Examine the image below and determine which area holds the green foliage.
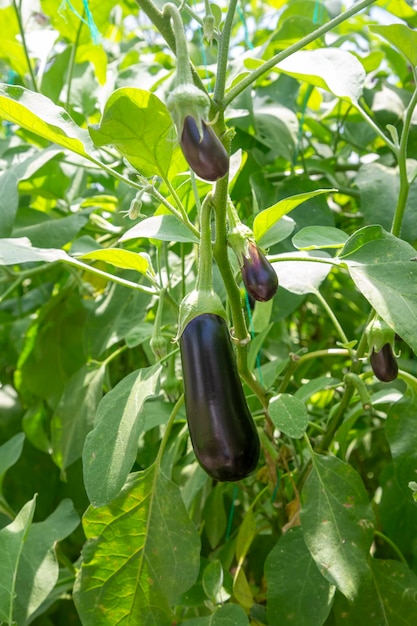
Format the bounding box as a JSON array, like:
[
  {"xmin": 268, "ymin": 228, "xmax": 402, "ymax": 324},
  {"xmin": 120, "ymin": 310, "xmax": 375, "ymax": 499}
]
[{"xmin": 2, "ymin": 0, "xmax": 417, "ymax": 624}]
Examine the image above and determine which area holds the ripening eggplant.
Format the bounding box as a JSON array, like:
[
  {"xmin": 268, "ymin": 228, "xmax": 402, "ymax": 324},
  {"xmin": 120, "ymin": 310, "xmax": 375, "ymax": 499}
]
[
  {"xmin": 180, "ymin": 313, "xmax": 260, "ymax": 481},
  {"xmin": 370, "ymin": 343, "xmax": 398, "ymax": 382},
  {"xmin": 180, "ymin": 115, "xmax": 229, "ymax": 182},
  {"xmin": 241, "ymin": 241, "xmax": 278, "ymax": 302}
]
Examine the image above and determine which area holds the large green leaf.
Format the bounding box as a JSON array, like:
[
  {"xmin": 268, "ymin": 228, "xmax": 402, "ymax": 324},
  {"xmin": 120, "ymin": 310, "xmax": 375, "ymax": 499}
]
[
  {"xmin": 370, "ymin": 24, "xmax": 417, "ymax": 67},
  {"xmin": 74, "ymin": 467, "xmax": 200, "ymax": 626},
  {"xmin": 253, "ymin": 189, "xmax": 333, "ymax": 245},
  {"xmin": 265, "ymin": 527, "xmax": 334, "ymax": 626},
  {"xmin": 277, "ymin": 48, "xmax": 366, "ymax": 103},
  {"xmin": 340, "ymin": 225, "xmax": 417, "ymax": 354},
  {"xmin": 332, "ymin": 559, "xmax": 417, "ymax": 625},
  {"xmin": 51, "ymin": 362, "xmax": 106, "ymax": 473},
  {"xmin": 89, "ymin": 88, "xmax": 185, "ymax": 179},
  {"xmin": 83, "ymin": 364, "xmax": 162, "ymax": 506},
  {"xmin": 0, "ymin": 497, "xmax": 36, "ymax": 624},
  {"xmin": 0, "ymin": 433, "xmax": 25, "ymax": 494},
  {"xmin": 120, "ymin": 214, "xmax": 199, "ymax": 244},
  {"xmin": 300, "ymin": 453, "xmax": 375, "ymax": 601},
  {"xmin": 0, "ymin": 84, "xmax": 94, "ymax": 157},
  {"xmin": 13, "ymin": 499, "xmax": 80, "ymax": 625},
  {"xmin": 385, "ymin": 389, "xmax": 417, "ymax": 494},
  {"xmin": 354, "ymin": 163, "xmax": 417, "ymax": 243}
]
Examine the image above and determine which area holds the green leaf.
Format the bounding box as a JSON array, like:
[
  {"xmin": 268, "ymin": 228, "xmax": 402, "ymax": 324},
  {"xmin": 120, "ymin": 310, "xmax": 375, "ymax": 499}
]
[
  {"xmin": 293, "ymin": 226, "xmax": 349, "ymax": 251},
  {"xmin": 204, "ymin": 484, "xmax": 227, "ymax": 549},
  {"xmin": 265, "ymin": 527, "xmax": 335, "ymax": 626},
  {"xmin": 269, "ymin": 394, "xmax": 309, "ymax": 438},
  {"xmin": 253, "ymin": 189, "xmax": 333, "ymax": 244},
  {"xmin": 120, "ymin": 214, "xmax": 199, "ymax": 244},
  {"xmin": 0, "ymin": 83, "xmax": 94, "ymax": 157},
  {"xmin": 89, "ymin": 88, "xmax": 185, "ymax": 178},
  {"xmin": 370, "ymin": 24, "xmax": 417, "ymax": 67},
  {"xmin": 13, "ymin": 499, "xmax": 80, "ymax": 625},
  {"xmin": 340, "ymin": 225, "xmax": 417, "ymax": 354},
  {"xmin": 236, "ymin": 509, "xmax": 257, "ymax": 563},
  {"xmin": 272, "ymin": 251, "xmax": 332, "ymax": 295},
  {"xmin": 0, "ymin": 171, "xmax": 19, "ymax": 238},
  {"xmin": 277, "ymin": 48, "xmax": 366, "ymax": 102},
  {"xmin": 14, "ymin": 212, "xmax": 89, "ymax": 249},
  {"xmin": 83, "ymin": 364, "xmax": 162, "ymax": 507},
  {"xmin": 332, "ymin": 558, "xmax": 417, "ymax": 625},
  {"xmin": 74, "ymin": 467, "xmax": 200, "ymax": 626},
  {"xmin": 202, "ymin": 560, "xmax": 228, "ymax": 604},
  {"xmin": 80, "ymin": 248, "xmax": 150, "ymax": 275},
  {"xmin": 182, "ymin": 603, "xmax": 250, "ymax": 625},
  {"xmin": 354, "ymin": 163, "xmax": 417, "ymax": 243},
  {"xmin": 0, "ymin": 497, "xmax": 36, "ymax": 624},
  {"xmin": 0, "ymin": 433, "xmax": 25, "ymax": 493},
  {"xmin": 51, "ymin": 362, "xmax": 106, "ymax": 472},
  {"xmin": 385, "ymin": 389, "xmax": 417, "ymax": 494},
  {"xmin": 0, "ymin": 236, "xmax": 69, "ymax": 265},
  {"xmin": 257, "ymin": 215, "xmax": 295, "ymax": 249},
  {"xmin": 300, "ymin": 453, "xmax": 375, "ymax": 601}
]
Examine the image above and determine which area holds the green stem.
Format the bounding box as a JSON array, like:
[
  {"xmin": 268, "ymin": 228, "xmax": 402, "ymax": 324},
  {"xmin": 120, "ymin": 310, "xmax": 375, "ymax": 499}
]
[
  {"xmin": 66, "ymin": 13, "xmax": 84, "ymax": 111},
  {"xmin": 277, "ymin": 348, "xmax": 350, "ymax": 394},
  {"xmin": 314, "ymin": 290, "xmax": 349, "ymax": 345},
  {"xmin": 344, "ymin": 372, "xmax": 372, "ymax": 408},
  {"xmin": 155, "ymin": 394, "xmax": 184, "ymax": 467},
  {"xmin": 134, "ymin": 0, "xmax": 206, "ymax": 91},
  {"xmin": 164, "ymin": 178, "xmax": 200, "ymax": 239},
  {"xmin": 318, "ymin": 324, "xmax": 369, "ymax": 452},
  {"xmin": 64, "ymin": 258, "xmax": 157, "ymax": 295},
  {"xmin": 391, "ymin": 85, "xmax": 417, "ymax": 237},
  {"xmin": 224, "ymin": 0, "xmax": 378, "ymax": 108},
  {"xmin": 268, "ymin": 253, "xmax": 340, "ymax": 268},
  {"xmin": 196, "ymin": 194, "xmax": 214, "ymax": 292},
  {"xmin": 213, "ymin": 0, "xmax": 238, "ymax": 104},
  {"xmin": 163, "ymin": 3, "xmax": 193, "ymax": 85},
  {"xmin": 374, "ymin": 530, "xmax": 407, "ymax": 565},
  {"xmin": 12, "ymin": 0, "xmax": 38, "ymax": 91},
  {"xmin": 355, "ymin": 102, "xmax": 397, "ymax": 153}
]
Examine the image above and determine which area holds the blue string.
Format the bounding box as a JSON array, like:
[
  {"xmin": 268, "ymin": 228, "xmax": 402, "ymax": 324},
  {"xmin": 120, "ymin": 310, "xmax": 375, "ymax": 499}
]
[
  {"xmin": 237, "ymin": 1, "xmax": 253, "ymax": 50},
  {"xmin": 59, "ymin": 0, "xmax": 101, "ymax": 44}
]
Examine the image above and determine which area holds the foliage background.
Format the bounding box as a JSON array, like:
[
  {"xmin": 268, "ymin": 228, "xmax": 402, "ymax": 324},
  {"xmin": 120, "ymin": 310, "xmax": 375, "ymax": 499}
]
[{"xmin": 1, "ymin": 0, "xmax": 417, "ymax": 624}]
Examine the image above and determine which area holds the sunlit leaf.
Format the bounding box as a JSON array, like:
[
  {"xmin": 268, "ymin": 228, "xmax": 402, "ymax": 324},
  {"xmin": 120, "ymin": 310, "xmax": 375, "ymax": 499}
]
[
  {"xmin": 300, "ymin": 454, "xmax": 375, "ymax": 601},
  {"xmin": 83, "ymin": 365, "xmax": 162, "ymax": 506},
  {"xmin": 74, "ymin": 467, "xmax": 200, "ymax": 625}
]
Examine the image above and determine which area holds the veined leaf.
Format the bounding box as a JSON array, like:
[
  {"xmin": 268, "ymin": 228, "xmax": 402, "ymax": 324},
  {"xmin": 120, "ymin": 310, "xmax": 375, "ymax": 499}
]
[
  {"xmin": 340, "ymin": 225, "xmax": 417, "ymax": 354},
  {"xmin": 81, "ymin": 248, "xmax": 150, "ymax": 275},
  {"xmin": 120, "ymin": 214, "xmax": 199, "ymax": 244},
  {"xmin": 300, "ymin": 453, "xmax": 375, "ymax": 601},
  {"xmin": 0, "ymin": 498, "xmax": 37, "ymax": 624},
  {"xmin": 89, "ymin": 88, "xmax": 186, "ymax": 179},
  {"xmin": 266, "ymin": 528, "xmax": 335, "ymax": 626},
  {"xmin": 0, "ymin": 83, "xmax": 94, "ymax": 157},
  {"xmin": 269, "ymin": 394, "xmax": 309, "ymax": 439},
  {"xmin": 83, "ymin": 364, "xmax": 162, "ymax": 506},
  {"xmin": 370, "ymin": 23, "xmax": 417, "ymax": 69},
  {"xmin": 253, "ymin": 189, "xmax": 334, "ymax": 244},
  {"xmin": 74, "ymin": 467, "xmax": 200, "ymax": 626}
]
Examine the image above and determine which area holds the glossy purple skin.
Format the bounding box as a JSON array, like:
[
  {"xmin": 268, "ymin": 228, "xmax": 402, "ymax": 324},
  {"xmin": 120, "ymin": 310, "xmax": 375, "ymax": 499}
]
[
  {"xmin": 180, "ymin": 314, "xmax": 260, "ymax": 481},
  {"xmin": 370, "ymin": 344, "xmax": 398, "ymax": 382},
  {"xmin": 241, "ymin": 242, "xmax": 278, "ymax": 302},
  {"xmin": 180, "ymin": 116, "xmax": 229, "ymax": 182}
]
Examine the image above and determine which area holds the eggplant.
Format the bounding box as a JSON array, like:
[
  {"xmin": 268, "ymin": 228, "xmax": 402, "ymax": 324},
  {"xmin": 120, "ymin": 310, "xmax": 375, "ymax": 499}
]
[
  {"xmin": 241, "ymin": 242, "xmax": 278, "ymax": 302},
  {"xmin": 180, "ymin": 313, "xmax": 260, "ymax": 481},
  {"xmin": 370, "ymin": 343, "xmax": 398, "ymax": 382},
  {"xmin": 180, "ymin": 115, "xmax": 229, "ymax": 182}
]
